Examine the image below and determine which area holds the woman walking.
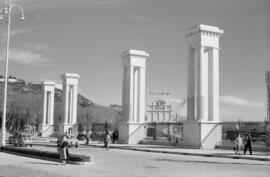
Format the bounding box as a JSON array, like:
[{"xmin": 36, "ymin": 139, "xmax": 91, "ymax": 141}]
[
  {"xmin": 233, "ymin": 134, "xmax": 242, "ymax": 155},
  {"xmin": 104, "ymin": 131, "xmax": 111, "ymax": 150},
  {"xmin": 59, "ymin": 135, "xmax": 69, "ymax": 165}
]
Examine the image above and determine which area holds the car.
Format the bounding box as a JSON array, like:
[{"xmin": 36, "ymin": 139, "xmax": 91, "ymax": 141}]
[
  {"xmin": 8, "ymin": 135, "xmax": 16, "ymax": 144},
  {"xmin": 77, "ymin": 133, "xmax": 86, "ymax": 141},
  {"xmin": 57, "ymin": 135, "xmax": 79, "ymax": 148},
  {"xmin": 14, "ymin": 132, "xmax": 33, "ymax": 147}
]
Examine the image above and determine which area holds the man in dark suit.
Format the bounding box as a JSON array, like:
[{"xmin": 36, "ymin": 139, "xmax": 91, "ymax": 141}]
[{"xmin": 244, "ymin": 132, "xmax": 252, "ymax": 155}]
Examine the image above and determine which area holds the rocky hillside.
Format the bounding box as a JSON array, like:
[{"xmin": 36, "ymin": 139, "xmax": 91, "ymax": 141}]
[{"xmin": 0, "ymin": 77, "xmax": 122, "ymax": 132}]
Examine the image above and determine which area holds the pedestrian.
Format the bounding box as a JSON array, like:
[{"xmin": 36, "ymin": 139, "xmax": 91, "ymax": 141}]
[
  {"xmin": 244, "ymin": 132, "xmax": 253, "ymax": 155},
  {"xmin": 112, "ymin": 132, "xmax": 116, "ymax": 144},
  {"xmin": 85, "ymin": 133, "xmax": 90, "ymax": 145},
  {"xmin": 104, "ymin": 131, "xmax": 111, "ymax": 150},
  {"xmin": 58, "ymin": 135, "xmax": 69, "ymax": 165},
  {"xmin": 233, "ymin": 134, "xmax": 242, "ymax": 155}
]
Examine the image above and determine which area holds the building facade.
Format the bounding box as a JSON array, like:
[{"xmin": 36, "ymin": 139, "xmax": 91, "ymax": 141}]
[
  {"xmin": 266, "ymin": 71, "xmax": 270, "ymax": 121},
  {"xmin": 146, "ymin": 92, "xmax": 173, "ymax": 122}
]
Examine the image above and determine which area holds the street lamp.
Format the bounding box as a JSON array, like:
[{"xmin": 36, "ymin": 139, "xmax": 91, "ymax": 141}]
[{"xmin": 0, "ymin": 0, "xmax": 25, "ymax": 147}]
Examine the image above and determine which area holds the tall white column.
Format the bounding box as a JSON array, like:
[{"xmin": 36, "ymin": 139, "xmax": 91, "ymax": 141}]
[
  {"xmin": 42, "ymin": 91, "xmax": 47, "ymax": 125},
  {"xmin": 212, "ymin": 48, "xmax": 220, "ymax": 122},
  {"xmin": 60, "ymin": 73, "xmax": 80, "ymax": 135},
  {"xmin": 133, "ymin": 68, "xmax": 138, "ymax": 122},
  {"xmin": 72, "ymin": 85, "xmax": 78, "ymax": 124},
  {"xmin": 129, "ymin": 66, "xmax": 134, "ymax": 122},
  {"xmin": 122, "ymin": 67, "xmax": 128, "ymax": 120},
  {"xmin": 40, "ymin": 80, "xmax": 55, "ymax": 137},
  {"xmin": 138, "ymin": 67, "xmax": 146, "ymax": 123},
  {"xmin": 183, "ymin": 24, "xmax": 223, "ymax": 149},
  {"xmin": 119, "ymin": 49, "xmax": 149, "ymax": 144},
  {"xmin": 68, "ymin": 86, "xmax": 73, "ymax": 124},
  {"xmin": 187, "ymin": 47, "xmax": 196, "ymax": 121},
  {"xmin": 47, "ymin": 92, "xmax": 50, "ymax": 124},
  {"xmin": 64, "ymin": 84, "xmax": 69, "ymax": 124},
  {"xmin": 197, "ymin": 46, "xmax": 208, "ymax": 121}
]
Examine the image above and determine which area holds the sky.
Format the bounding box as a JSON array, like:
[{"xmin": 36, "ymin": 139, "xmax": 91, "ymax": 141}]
[{"xmin": 0, "ymin": 0, "xmax": 269, "ymax": 121}]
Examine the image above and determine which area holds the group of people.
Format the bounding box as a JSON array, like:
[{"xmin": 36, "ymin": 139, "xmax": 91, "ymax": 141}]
[
  {"xmin": 103, "ymin": 131, "xmax": 118, "ymax": 150},
  {"xmin": 233, "ymin": 132, "xmax": 253, "ymax": 155}
]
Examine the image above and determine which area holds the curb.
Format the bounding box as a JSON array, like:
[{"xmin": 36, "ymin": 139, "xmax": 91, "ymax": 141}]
[
  {"xmin": 0, "ymin": 149, "xmax": 91, "ymax": 165},
  {"xmin": 86, "ymin": 144, "xmax": 270, "ymax": 162}
]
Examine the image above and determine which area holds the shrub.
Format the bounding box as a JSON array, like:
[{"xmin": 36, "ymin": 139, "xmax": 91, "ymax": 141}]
[{"xmin": 1, "ymin": 146, "xmax": 90, "ymax": 162}]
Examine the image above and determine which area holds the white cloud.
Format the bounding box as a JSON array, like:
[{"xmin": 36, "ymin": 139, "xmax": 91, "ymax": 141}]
[
  {"xmin": 220, "ymin": 96, "xmax": 264, "ymax": 108},
  {"xmin": 0, "ymin": 45, "xmax": 52, "ymax": 66},
  {"xmin": 0, "ymin": 27, "xmax": 35, "ymax": 41}
]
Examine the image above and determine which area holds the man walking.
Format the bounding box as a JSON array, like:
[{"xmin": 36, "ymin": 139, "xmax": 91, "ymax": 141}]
[{"xmin": 244, "ymin": 132, "xmax": 252, "ymax": 155}]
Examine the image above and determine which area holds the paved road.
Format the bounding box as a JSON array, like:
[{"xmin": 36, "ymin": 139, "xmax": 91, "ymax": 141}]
[{"xmin": 1, "ymin": 146, "xmax": 270, "ymax": 177}]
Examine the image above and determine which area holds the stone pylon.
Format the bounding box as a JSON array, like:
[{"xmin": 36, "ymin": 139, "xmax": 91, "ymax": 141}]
[
  {"xmin": 40, "ymin": 81, "xmax": 55, "ymax": 137},
  {"xmin": 58, "ymin": 73, "xmax": 80, "ymax": 135},
  {"xmin": 183, "ymin": 24, "xmax": 223, "ymax": 149},
  {"xmin": 119, "ymin": 50, "xmax": 149, "ymax": 144}
]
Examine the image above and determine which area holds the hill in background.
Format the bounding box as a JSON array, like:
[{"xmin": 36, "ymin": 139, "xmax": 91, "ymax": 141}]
[{"xmin": 0, "ymin": 76, "xmax": 123, "ymax": 132}]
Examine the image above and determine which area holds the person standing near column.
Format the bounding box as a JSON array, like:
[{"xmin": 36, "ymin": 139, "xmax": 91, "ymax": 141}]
[
  {"xmin": 104, "ymin": 131, "xmax": 111, "ymax": 150},
  {"xmin": 244, "ymin": 132, "xmax": 253, "ymax": 155}
]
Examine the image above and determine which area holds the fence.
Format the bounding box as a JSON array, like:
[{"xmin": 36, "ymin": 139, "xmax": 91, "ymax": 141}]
[
  {"xmin": 141, "ymin": 121, "xmax": 270, "ymax": 147},
  {"xmin": 141, "ymin": 122, "xmax": 183, "ymax": 145}
]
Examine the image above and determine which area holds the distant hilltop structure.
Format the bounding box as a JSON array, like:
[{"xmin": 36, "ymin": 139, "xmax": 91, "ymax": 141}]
[
  {"xmin": 0, "ymin": 75, "xmax": 21, "ymax": 83},
  {"xmin": 266, "ymin": 71, "xmax": 270, "ymax": 121},
  {"xmin": 146, "ymin": 91, "xmax": 186, "ymax": 123}
]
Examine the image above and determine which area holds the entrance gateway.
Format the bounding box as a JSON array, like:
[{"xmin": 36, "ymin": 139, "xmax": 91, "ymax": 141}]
[
  {"xmin": 119, "ymin": 24, "xmax": 223, "ymax": 149},
  {"xmin": 39, "ymin": 24, "xmax": 224, "ymax": 149},
  {"xmin": 40, "ymin": 73, "xmax": 80, "ymax": 136}
]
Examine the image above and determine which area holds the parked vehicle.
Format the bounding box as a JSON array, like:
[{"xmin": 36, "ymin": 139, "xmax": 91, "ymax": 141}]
[
  {"xmin": 57, "ymin": 134, "xmax": 79, "ymax": 148},
  {"xmin": 8, "ymin": 135, "xmax": 16, "ymax": 144},
  {"xmin": 14, "ymin": 132, "xmax": 33, "ymax": 147},
  {"xmin": 77, "ymin": 133, "xmax": 86, "ymax": 141}
]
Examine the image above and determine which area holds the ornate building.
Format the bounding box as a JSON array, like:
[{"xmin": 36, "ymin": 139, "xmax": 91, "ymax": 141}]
[
  {"xmin": 146, "ymin": 92, "xmax": 186, "ymax": 122},
  {"xmin": 266, "ymin": 71, "xmax": 270, "ymax": 121}
]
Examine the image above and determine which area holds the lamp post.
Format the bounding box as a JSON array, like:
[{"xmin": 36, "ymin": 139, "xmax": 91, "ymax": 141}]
[{"xmin": 0, "ymin": 0, "xmax": 25, "ymax": 147}]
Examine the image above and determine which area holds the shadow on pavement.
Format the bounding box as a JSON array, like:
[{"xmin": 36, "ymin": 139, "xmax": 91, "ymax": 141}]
[
  {"xmin": 212, "ymin": 152, "xmax": 270, "ymax": 157},
  {"xmin": 25, "ymin": 162, "xmax": 60, "ymax": 165},
  {"xmin": 154, "ymin": 158, "xmax": 269, "ymax": 166}
]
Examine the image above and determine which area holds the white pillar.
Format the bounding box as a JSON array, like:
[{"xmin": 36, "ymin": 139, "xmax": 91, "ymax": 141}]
[
  {"xmin": 119, "ymin": 49, "xmax": 149, "ymax": 144},
  {"xmin": 63, "ymin": 83, "xmax": 69, "ymax": 124},
  {"xmin": 40, "ymin": 81, "xmax": 55, "ymax": 137},
  {"xmin": 183, "ymin": 24, "xmax": 223, "ymax": 149},
  {"xmin": 122, "ymin": 67, "xmax": 128, "ymax": 121},
  {"xmin": 42, "ymin": 90, "xmax": 47, "ymax": 125},
  {"xmin": 129, "ymin": 66, "xmax": 134, "ymax": 122},
  {"xmin": 197, "ymin": 46, "xmax": 208, "ymax": 121},
  {"xmin": 138, "ymin": 67, "xmax": 146, "ymax": 123},
  {"xmin": 133, "ymin": 68, "xmax": 138, "ymax": 122},
  {"xmin": 212, "ymin": 48, "xmax": 220, "ymax": 122},
  {"xmin": 60, "ymin": 73, "xmax": 80, "ymax": 135},
  {"xmin": 72, "ymin": 85, "xmax": 78, "ymax": 124},
  {"xmin": 187, "ymin": 47, "xmax": 196, "ymax": 121}
]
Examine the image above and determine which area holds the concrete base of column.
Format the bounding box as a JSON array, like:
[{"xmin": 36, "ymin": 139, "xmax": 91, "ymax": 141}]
[
  {"xmin": 118, "ymin": 122, "xmax": 146, "ymax": 144},
  {"xmin": 181, "ymin": 120, "xmax": 221, "ymax": 149},
  {"xmin": 58, "ymin": 124, "xmax": 77, "ymax": 136},
  {"xmin": 39, "ymin": 124, "xmax": 54, "ymax": 137}
]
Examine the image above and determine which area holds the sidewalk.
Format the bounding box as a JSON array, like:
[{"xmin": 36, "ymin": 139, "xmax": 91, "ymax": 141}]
[{"xmin": 84, "ymin": 143, "xmax": 270, "ymax": 161}]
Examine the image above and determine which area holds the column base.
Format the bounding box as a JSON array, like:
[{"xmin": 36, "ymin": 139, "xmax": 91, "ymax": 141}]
[
  {"xmin": 58, "ymin": 124, "xmax": 78, "ymax": 136},
  {"xmin": 39, "ymin": 124, "xmax": 54, "ymax": 137},
  {"xmin": 118, "ymin": 122, "xmax": 146, "ymax": 144},
  {"xmin": 182, "ymin": 120, "xmax": 221, "ymax": 149}
]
